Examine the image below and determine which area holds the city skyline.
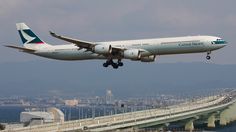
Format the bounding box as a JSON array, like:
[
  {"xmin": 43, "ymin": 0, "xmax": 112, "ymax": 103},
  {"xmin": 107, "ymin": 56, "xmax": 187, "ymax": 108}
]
[{"xmin": 0, "ymin": 1, "xmax": 235, "ymax": 97}]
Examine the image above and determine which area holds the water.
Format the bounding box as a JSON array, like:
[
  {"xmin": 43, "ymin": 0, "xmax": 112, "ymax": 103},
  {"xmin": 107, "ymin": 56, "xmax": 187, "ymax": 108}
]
[
  {"xmin": 0, "ymin": 106, "xmax": 25, "ymax": 123},
  {"xmin": 0, "ymin": 106, "xmax": 235, "ymax": 131},
  {"xmin": 0, "ymin": 105, "xmax": 132, "ymax": 122},
  {"xmin": 214, "ymin": 122, "xmax": 236, "ymax": 132}
]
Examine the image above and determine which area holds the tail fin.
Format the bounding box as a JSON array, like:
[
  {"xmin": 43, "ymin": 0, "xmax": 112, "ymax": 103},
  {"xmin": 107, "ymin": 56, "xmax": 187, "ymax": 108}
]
[{"xmin": 16, "ymin": 23, "xmax": 45, "ymax": 45}]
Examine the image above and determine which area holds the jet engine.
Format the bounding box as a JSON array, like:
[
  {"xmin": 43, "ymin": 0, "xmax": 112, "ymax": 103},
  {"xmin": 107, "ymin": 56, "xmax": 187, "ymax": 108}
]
[
  {"xmin": 123, "ymin": 49, "xmax": 141, "ymax": 60},
  {"xmin": 140, "ymin": 55, "xmax": 156, "ymax": 62},
  {"xmin": 93, "ymin": 45, "xmax": 112, "ymax": 54}
]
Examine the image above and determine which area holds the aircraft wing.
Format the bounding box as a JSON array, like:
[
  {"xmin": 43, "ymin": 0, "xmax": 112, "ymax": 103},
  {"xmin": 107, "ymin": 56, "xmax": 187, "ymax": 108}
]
[
  {"xmin": 49, "ymin": 31, "xmax": 125, "ymax": 55},
  {"xmin": 49, "ymin": 31, "xmax": 96, "ymax": 50},
  {"xmin": 4, "ymin": 45, "xmax": 36, "ymax": 53}
]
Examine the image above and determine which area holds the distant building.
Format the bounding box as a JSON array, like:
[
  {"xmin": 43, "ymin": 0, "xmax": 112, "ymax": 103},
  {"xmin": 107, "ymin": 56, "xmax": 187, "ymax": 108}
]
[
  {"xmin": 20, "ymin": 99, "xmax": 30, "ymax": 106},
  {"xmin": 20, "ymin": 107, "xmax": 64, "ymax": 126},
  {"xmin": 64, "ymin": 99, "xmax": 79, "ymax": 106},
  {"xmin": 106, "ymin": 89, "xmax": 114, "ymax": 104}
]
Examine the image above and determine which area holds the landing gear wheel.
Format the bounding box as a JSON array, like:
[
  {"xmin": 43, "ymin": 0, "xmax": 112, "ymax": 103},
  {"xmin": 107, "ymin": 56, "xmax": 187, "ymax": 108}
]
[
  {"xmin": 206, "ymin": 56, "xmax": 211, "ymax": 60},
  {"xmin": 103, "ymin": 63, "xmax": 109, "ymax": 67},
  {"xmin": 117, "ymin": 59, "xmax": 123, "ymax": 67},
  {"xmin": 118, "ymin": 62, "xmax": 123, "ymax": 67},
  {"xmin": 103, "ymin": 59, "xmax": 123, "ymax": 69},
  {"xmin": 112, "ymin": 63, "xmax": 119, "ymax": 69}
]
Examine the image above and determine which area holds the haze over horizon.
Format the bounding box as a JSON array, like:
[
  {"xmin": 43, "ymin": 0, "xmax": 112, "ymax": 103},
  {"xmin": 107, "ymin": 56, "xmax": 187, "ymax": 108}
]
[
  {"xmin": 0, "ymin": 1, "xmax": 236, "ymax": 97},
  {"xmin": 0, "ymin": 61, "xmax": 235, "ymax": 98}
]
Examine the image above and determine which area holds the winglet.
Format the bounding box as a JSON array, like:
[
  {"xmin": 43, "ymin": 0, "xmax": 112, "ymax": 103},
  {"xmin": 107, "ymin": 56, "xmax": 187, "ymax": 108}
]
[{"xmin": 49, "ymin": 31, "xmax": 57, "ymax": 37}]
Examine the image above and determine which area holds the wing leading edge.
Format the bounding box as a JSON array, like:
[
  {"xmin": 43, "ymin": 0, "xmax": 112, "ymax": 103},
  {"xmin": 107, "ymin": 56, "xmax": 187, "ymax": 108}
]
[
  {"xmin": 49, "ymin": 31, "xmax": 96, "ymax": 50},
  {"xmin": 49, "ymin": 31, "xmax": 125, "ymax": 52}
]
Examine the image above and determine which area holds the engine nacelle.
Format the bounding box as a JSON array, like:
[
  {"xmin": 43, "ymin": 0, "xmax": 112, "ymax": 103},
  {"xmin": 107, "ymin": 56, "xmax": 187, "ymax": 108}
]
[
  {"xmin": 93, "ymin": 45, "xmax": 112, "ymax": 54},
  {"xmin": 140, "ymin": 55, "xmax": 156, "ymax": 62},
  {"xmin": 123, "ymin": 49, "xmax": 141, "ymax": 60}
]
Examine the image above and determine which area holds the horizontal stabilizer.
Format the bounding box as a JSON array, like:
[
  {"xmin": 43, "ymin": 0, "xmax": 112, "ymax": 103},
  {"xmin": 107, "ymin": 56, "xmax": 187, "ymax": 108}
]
[{"xmin": 4, "ymin": 45, "xmax": 36, "ymax": 52}]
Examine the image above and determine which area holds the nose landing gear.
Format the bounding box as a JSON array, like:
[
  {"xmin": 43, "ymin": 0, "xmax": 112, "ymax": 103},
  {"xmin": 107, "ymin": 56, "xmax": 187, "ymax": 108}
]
[
  {"xmin": 103, "ymin": 59, "xmax": 124, "ymax": 69},
  {"xmin": 206, "ymin": 51, "xmax": 211, "ymax": 60}
]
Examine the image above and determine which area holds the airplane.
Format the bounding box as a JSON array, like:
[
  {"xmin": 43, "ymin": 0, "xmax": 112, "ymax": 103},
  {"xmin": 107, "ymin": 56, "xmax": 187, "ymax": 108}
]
[{"xmin": 5, "ymin": 23, "xmax": 227, "ymax": 69}]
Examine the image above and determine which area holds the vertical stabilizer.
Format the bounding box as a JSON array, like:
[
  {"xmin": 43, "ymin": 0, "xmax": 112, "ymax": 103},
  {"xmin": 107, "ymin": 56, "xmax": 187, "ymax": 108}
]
[
  {"xmin": 16, "ymin": 23, "xmax": 45, "ymax": 45},
  {"xmin": 16, "ymin": 23, "xmax": 51, "ymax": 49}
]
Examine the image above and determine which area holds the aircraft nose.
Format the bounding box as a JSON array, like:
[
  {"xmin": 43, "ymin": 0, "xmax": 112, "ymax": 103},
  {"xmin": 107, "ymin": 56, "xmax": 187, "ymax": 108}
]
[
  {"xmin": 220, "ymin": 40, "xmax": 227, "ymax": 47},
  {"xmin": 220, "ymin": 44, "xmax": 227, "ymax": 48},
  {"xmin": 216, "ymin": 43, "xmax": 227, "ymax": 49}
]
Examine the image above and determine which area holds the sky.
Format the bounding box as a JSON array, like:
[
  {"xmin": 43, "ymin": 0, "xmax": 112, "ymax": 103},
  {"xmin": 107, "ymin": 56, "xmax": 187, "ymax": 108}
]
[
  {"xmin": 1, "ymin": 61, "xmax": 236, "ymax": 98},
  {"xmin": 0, "ymin": 0, "xmax": 235, "ymax": 64},
  {"xmin": 0, "ymin": 0, "xmax": 236, "ymax": 97}
]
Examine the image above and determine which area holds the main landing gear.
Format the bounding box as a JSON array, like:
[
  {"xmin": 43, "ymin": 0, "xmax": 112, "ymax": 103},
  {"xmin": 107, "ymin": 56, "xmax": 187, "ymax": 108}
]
[
  {"xmin": 103, "ymin": 59, "xmax": 124, "ymax": 69},
  {"xmin": 206, "ymin": 51, "xmax": 211, "ymax": 60}
]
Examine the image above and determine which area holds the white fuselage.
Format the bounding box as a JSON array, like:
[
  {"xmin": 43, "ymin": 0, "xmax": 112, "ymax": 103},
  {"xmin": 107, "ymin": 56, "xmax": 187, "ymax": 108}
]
[{"xmin": 34, "ymin": 35, "xmax": 226, "ymax": 61}]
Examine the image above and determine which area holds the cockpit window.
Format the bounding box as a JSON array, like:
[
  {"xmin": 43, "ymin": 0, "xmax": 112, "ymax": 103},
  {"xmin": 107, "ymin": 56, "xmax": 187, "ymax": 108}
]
[{"xmin": 213, "ymin": 39, "xmax": 227, "ymax": 44}]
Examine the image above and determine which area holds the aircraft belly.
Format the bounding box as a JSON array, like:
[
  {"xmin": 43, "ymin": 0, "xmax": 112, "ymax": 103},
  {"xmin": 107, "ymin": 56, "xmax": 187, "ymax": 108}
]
[{"xmin": 36, "ymin": 50, "xmax": 105, "ymax": 60}]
